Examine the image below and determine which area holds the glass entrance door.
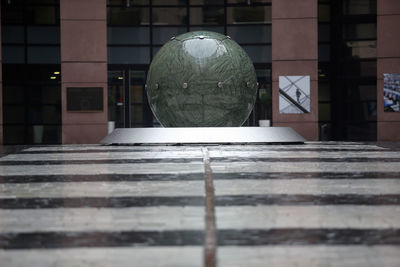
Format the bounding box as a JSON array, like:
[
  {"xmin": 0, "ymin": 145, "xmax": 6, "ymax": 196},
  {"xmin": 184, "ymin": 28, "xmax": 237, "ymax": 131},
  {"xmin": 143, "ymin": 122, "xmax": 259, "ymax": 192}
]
[{"xmin": 108, "ymin": 67, "xmax": 155, "ymax": 128}]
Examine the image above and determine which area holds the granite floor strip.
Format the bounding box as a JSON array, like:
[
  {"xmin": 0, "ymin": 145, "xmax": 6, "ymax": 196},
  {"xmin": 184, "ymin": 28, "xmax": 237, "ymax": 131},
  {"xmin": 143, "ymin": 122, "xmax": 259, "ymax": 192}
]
[
  {"xmin": 0, "ymin": 151, "xmax": 203, "ymax": 161},
  {"xmin": 217, "ymin": 246, "xmax": 400, "ymax": 267},
  {"xmin": 0, "ymin": 196, "xmax": 206, "ymax": 209},
  {"xmin": 0, "ymin": 207, "xmax": 205, "ymax": 233},
  {"xmin": 211, "ymin": 172, "xmax": 400, "ymax": 179},
  {"xmin": 0, "ymin": 247, "xmax": 203, "ymax": 267},
  {"xmin": 216, "ymin": 229, "xmax": 400, "ymax": 245},
  {"xmin": 0, "ymin": 158, "xmax": 202, "ymax": 165},
  {"xmin": 0, "ymin": 231, "xmax": 204, "ymax": 249},
  {"xmin": 0, "ymin": 181, "xmax": 205, "ymax": 198},
  {"xmin": 0, "ymin": 162, "xmax": 205, "ymax": 176},
  {"xmin": 211, "ymin": 157, "xmax": 400, "ymax": 163},
  {"xmin": 215, "ymin": 206, "xmax": 400, "ymax": 229},
  {"xmin": 0, "ymin": 173, "xmax": 205, "ymax": 183},
  {"xmin": 214, "ymin": 194, "xmax": 400, "ymax": 206},
  {"xmin": 213, "ymin": 179, "xmax": 400, "ymax": 195},
  {"xmin": 211, "ymin": 162, "xmax": 400, "ymax": 173}
]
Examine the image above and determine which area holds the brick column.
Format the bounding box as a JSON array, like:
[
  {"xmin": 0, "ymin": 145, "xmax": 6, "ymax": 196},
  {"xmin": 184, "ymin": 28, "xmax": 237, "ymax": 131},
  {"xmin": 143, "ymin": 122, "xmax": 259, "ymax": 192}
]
[
  {"xmin": 271, "ymin": 0, "xmax": 318, "ymax": 140},
  {"xmin": 0, "ymin": 3, "xmax": 3, "ymax": 145},
  {"xmin": 377, "ymin": 0, "xmax": 400, "ymax": 141},
  {"xmin": 60, "ymin": 0, "xmax": 108, "ymax": 144}
]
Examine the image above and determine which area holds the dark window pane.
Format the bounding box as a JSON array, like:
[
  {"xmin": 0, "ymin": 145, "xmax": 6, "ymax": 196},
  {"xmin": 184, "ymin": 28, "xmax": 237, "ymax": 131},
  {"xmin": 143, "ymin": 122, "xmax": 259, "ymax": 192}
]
[
  {"xmin": 108, "ymin": 7, "xmax": 150, "ymax": 25},
  {"xmin": 345, "ymin": 40, "xmax": 376, "ymax": 59},
  {"xmin": 318, "ymin": 24, "xmax": 330, "ymax": 42},
  {"xmin": 4, "ymin": 126, "xmax": 25, "ymax": 144},
  {"xmin": 344, "ymin": 23, "xmax": 376, "ymax": 40},
  {"xmin": 343, "ymin": 0, "xmax": 376, "ymax": 15},
  {"xmin": 318, "ymin": 4, "xmax": 330, "ymax": 22},
  {"xmin": 191, "ymin": 0, "xmax": 224, "ymax": 4},
  {"xmin": 131, "ymin": 105, "xmax": 143, "ymax": 124},
  {"xmin": 2, "ymin": 26, "xmax": 24, "ymax": 43},
  {"xmin": 107, "ymin": 0, "xmax": 149, "ymax": 5},
  {"xmin": 2, "ymin": 46, "xmax": 25, "ymax": 64},
  {"xmin": 190, "ymin": 26, "xmax": 224, "ymax": 34},
  {"xmin": 3, "ymin": 86, "xmax": 25, "ymax": 104},
  {"xmin": 227, "ymin": 0, "xmax": 271, "ymax": 3},
  {"xmin": 319, "ymin": 103, "xmax": 331, "ymax": 121},
  {"xmin": 26, "ymin": 6, "xmax": 58, "ymax": 25},
  {"xmin": 108, "ymin": 47, "xmax": 150, "ymax": 64},
  {"xmin": 360, "ymin": 61, "xmax": 376, "ymax": 77},
  {"xmin": 190, "ymin": 7, "xmax": 224, "ymax": 25},
  {"xmin": 152, "ymin": 26, "xmax": 186, "ymax": 44},
  {"xmin": 27, "ymin": 46, "xmax": 60, "ymax": 64},
  {"xmin": 26, "ymin": 0, "xmax": 58, "ymax": 4},
  {"xmin": 242, "ymin": 45, "xmax": 271, "ymax": 63},
  {"xmin": 108, "ymin": 27, "xmax": 150, "ymax": 44},
  {"xmin": 228, "ymin": 25, "xmax": 271, "ymax": 43},
  {"xmin": 227, "ymin": 6, "xmax": 271, "ymax": 24},
  {"xmin": 152, "ymin": 8, "xmax": 187, "ymax": 25},
  {"xmin": 3, "ymin": 105, "xmax": 25, "ymax": 124},
  {"xmin": 27, "ymin": 26, "xmax": 60, "ymax": 44},
  {"xmin": 1, "ymin": 3, "xmax": 24, "ymax": 24},
  {"xmin": 152, "ymin": 0, "xmax": 187, "ymax": 5},
  {"xmin": 318, "ymin": 83, "xmax": 331, "ymax": 101},
  {"xmin": 318, "ymin": 44, "xmax": 330, "ymax": 62}
]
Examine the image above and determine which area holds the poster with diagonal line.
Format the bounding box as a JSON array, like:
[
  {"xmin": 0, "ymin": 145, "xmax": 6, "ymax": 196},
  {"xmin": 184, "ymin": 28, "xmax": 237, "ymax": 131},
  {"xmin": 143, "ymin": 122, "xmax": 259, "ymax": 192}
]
[{"xmin": 279, "ymin": 75, "xmax": 310, "ymax": 114}]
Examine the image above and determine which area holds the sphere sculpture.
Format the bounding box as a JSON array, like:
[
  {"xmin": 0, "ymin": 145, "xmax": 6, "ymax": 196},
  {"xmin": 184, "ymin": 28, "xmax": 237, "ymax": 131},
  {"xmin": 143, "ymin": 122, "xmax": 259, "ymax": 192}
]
[{"xmin": 146, "ymin": 31, "xmax": 257, "ymax": 127}]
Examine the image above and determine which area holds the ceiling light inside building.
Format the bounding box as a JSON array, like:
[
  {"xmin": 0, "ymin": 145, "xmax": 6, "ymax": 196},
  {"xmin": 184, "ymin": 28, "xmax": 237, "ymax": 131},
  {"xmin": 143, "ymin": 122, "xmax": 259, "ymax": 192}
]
[
  {"xmin": 118, "ymin": 76, "xmax": 124, "ymax": 80},
  {"xmin": 50, "ymin": 76, "xmax": 57, "ymax": 80},
  {"xmin": 54, "ymin": 71, "xmax": 60, "ymax": 75}
]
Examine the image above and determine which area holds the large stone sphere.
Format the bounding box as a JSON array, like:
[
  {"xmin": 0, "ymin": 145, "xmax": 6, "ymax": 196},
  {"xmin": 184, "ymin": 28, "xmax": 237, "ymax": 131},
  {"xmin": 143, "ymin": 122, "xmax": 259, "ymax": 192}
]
[{"xmin": 146, "ymin": 31, "xmax": 257, "ymax": 127}]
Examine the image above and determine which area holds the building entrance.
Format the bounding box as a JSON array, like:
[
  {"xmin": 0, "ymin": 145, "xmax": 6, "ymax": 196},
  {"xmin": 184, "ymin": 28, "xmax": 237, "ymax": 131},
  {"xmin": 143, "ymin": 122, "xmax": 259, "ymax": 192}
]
[{"xmin": 108, "ymin": 66, "xmax": 155, "ymax": 129}]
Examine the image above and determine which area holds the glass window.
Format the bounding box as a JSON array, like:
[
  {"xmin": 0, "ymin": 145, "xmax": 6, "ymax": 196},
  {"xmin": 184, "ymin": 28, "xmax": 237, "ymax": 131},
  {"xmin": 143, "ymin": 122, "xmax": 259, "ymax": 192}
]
[
  {"xmin": 152, "ymin": 8, "xmax": 187, "ymax": 25},
  {"xmin": 228, "ymin": 25, "xmax": 271, "ymax": 43},
  {"xmin": 108, "ymin": 27, "xmax": 150, "ymax": 44},
  {"xmin": 2, "ymin": 26, "xmax": 24, "ymax": 43},
  {"xmin": 359, "ymin": 61, "xmax": 376, "ymax": 77},
  {"xmin": 131, "ymin": 105, "xmax": 143, "ymax": 124},
  {"xmin": 318, "ymin": 83, "xmax": 331, "ymax": 101},
  {"xmin": 107, "ymin": 0, "xmax": 149, "ymax": 5},
  {"xmin": 190, "ymin": 7, "xmax": 224, "ymax": 25},
  {"xmin": 4, "ymin": 126, "xmax": 25, "ymax": 145},
  {"xmin": 27, "ymin": 46, "xmax": 60, "ymax": 64},
  {"xmin": 108, "ymin": 7, "xmax": 150, "ymax": 25},
  {"xmin": 1, "ymin": 4, "xmax": 24, "ymax": 24},
  {"xmin": 108, "ymin": 47, "xmax": 150, "ymax": 64},
  {"xmin": 3, "ymin": 105, "xmax": 25, "ymax": 124},
  {"xmin": 2, "ymin": 46, "xmax": 25, "ymax": 64},
  {"xmin": 27, "ymin": 26, "xmax": 60, "ymax": 44},
  {"xmin": 152, "ymin": 26, "xmax": 187, "ymax": 44},
  {"xmin": 344, "ymin": 23, "xmax": 376, "ymax": 40},
  {"xmin": 131, "ymin": 85, "xmax": 143, "ymax": 103},
  {"xmin": 318, "ymin": 44, "xmax": 330, "ymax": 62},
  {"xmin": 3, "ymin": 86, "xmax": 25, "ymax": 104},
  {"xmin": 227, "ymin": 6, "xmax": 271, "ymax": 24},
  {"xmin": 318, "ymin": 24, "xmax": 330, "ymax": 42},
  {"xmin": 191, "ymin": 0, "xmax": 224, "ymax": 5},
  {"xmin": 190, "ymin": 26, "xmax": 224, "ymax": 34},
  {"xmin": 318, "ymin": 4, "xmax": 330, "ymax": 22},
  {"xmin": 26, "ymin": 6, "xmax": 58, "ymax": 25},
  {"xmin": 227, "ymin": 0, "xmax": 271, "ymax": 3},
  {"xmin": 319, "ymin": 103, "xmax": 331, "ymax": 121},
  {"xmin": 242, "ymin": 45, "xmax": 271, "ymax": 63},
  {"xmin": 343, "ymin": 0, "xmax": 376, "ymax": 15},
  {"xmin": 152, "ymin": 0, "xmax": 187, "ymax": 5},
  {"xmin": 345, "ymin": 40, "xmax": 376, "ymax": 59}
]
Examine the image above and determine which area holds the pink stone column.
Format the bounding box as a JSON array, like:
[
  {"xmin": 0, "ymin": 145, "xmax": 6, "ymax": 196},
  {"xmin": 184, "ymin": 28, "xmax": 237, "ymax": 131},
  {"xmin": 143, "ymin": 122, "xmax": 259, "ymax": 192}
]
[
  {"xmin": 377, "ymin": 0, "xmax": 400, "ymax": 141},
  {"xmin": 0, "ymin": 3, "xmax": 3, "ymax": 145},
  {"xmin": 60, "ymin": 0, "xmax": 108, "ymax": 144},
  {"xmin": 271, "ymin": 0, "xmax": 318, "ymax": 140}
]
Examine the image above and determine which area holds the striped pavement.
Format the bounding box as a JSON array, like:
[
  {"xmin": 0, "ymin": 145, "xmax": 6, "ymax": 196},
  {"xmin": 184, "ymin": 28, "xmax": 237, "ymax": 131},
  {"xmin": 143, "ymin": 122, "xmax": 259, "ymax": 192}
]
[{"xmin": 0, "ymin": 142, "xmax": 399, "ymax": 267}]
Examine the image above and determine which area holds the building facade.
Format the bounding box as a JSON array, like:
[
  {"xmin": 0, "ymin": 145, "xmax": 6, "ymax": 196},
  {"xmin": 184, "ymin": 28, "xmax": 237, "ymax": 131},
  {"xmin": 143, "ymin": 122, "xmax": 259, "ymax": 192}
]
[{"xmin": 0, "ymin": 0, "xmax": 399, "ymax": 144}]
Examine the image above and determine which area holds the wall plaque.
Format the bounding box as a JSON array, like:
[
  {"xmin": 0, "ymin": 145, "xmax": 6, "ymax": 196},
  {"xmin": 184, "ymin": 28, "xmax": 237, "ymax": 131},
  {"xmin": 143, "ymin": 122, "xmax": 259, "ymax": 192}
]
[{"xmin": 67, "ymin": 87, "xmax": 103, "ymax": 111}]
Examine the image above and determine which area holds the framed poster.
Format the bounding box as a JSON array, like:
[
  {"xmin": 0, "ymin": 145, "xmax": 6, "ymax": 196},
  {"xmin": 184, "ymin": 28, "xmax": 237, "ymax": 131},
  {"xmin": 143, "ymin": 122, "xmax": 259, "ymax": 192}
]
[
  {"xmin": 67, "ymin": 87, "xmax": 104, "ymax": 112},
  {"xmin": 279, "ymin": 75, "xmax": 310, "ymax": 114},
  {"xmin": 384, "ymin": 73, "xmax": 400, "ymax": 112}
]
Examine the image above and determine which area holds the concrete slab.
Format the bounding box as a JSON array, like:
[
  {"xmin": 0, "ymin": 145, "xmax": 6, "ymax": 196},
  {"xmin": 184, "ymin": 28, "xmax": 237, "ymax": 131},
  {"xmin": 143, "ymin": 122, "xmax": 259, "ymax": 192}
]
[{"xmin": 100, "ymin": 127, "xmax": 306, "ymax": 145}]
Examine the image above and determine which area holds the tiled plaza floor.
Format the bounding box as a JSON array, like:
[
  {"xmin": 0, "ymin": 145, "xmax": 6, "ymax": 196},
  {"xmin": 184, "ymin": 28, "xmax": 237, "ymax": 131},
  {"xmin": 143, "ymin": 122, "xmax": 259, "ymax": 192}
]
[{"xmin": 0, "ymin": 142, "xmax": 399, "ymax": 266}]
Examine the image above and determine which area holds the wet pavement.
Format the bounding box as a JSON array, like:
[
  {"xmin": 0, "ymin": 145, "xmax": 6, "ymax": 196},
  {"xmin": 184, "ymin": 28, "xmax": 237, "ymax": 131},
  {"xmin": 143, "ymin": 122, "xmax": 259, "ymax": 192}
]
[{"xmin": 0, "ymin": 142, "xmax": 399, "ymax": 266}]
